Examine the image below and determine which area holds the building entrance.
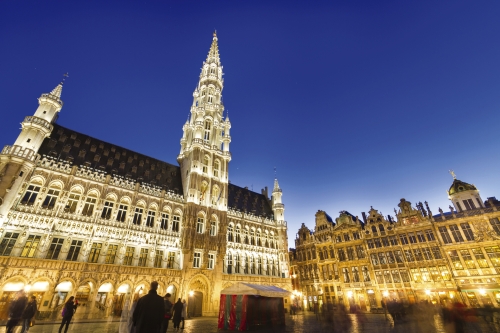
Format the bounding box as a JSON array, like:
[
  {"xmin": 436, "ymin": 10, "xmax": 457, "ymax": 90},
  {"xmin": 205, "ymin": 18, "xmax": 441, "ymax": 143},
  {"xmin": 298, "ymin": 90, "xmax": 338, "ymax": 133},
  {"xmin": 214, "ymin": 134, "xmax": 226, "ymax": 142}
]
[{"xmin": 188, "ymin": 291, "xmax": 203, "ymax": 317}]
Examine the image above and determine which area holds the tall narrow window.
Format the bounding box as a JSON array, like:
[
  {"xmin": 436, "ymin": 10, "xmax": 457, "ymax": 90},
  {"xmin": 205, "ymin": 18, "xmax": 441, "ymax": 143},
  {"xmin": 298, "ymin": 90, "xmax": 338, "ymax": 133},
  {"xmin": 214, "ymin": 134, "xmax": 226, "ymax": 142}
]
[
  {"xmin": 133, "ymin": 207, "xmax": 143, "ymax": 225},
  {"xmin": 160, "ymin": 213, "xmax": 169, "ymax": 230},
  {"xmin": 347, "ymin": 247, "xmax": 355, "ymax": 260},
  {"xmin": 362, "ymin": 266, "xmax": 371, "ymax": 282},
  {"xmin": 123, "ymin": 247, "xmax": 135, "ymax": 265},
  {"xmin": 490, "ymin": 218, "xmax": 500, "ymax": 235},
  {"xmin": 399, "ymin": 234, "xmax": 409, "ymax": 245},
  {"xmin": 235, "ymin": 226, "xmax": 241, "ymax": 243},
  {"xmin": 425, "ymin": 229, "xmax": 435, "ymax": 241},
  {"xmin": 471, "ymin": 248, "xmax": 489, "ymax": 268},
  {"xmin": 235, "ymin": 253, "xmax": 240, "ymax": 273},
  {"xmin": 394, "ymin": 250, "xmax": 404, "ymax": 263},
  {"xmin": 250, "ymin": 229, "xmax": 255, "ymax": 245},
  {"xmin": 422, "ymin": 247, "xmax": 432, "ymax": 260},
  {"xmin": 438, "ymin": 227, "xmax": 453, "ymax": 244},
  {"xmin": 485, "ymin": 246, "xmax": 500, "ymax": 267},
  {"xmin": 65, "ymin": 192, "xmax": 80, "ymax": 213},
  {"xmin": 449, "ymin": 250, "xmax": 463, "ymax": 270},
  {"xmin": 204, "ymin": 121, "xmax": 211, "ymax": 142},
  {"xmin": 167, "ymin": 252, "xmax": 175, "ymax": 268},
  {"xmin": 172, "ymin": 215, "xmax": 180, "ymax": 232},
  {"xmin": 20, "ymin": 235, "xmax": 41, "ymax": 258},
  {"xmin": 196, "ymin": 217, "xmax": 204, "ymax": 233},
  {"xmin": 46, "ymin": 238, "xmax": 64, "ymax": 260},
  {"xmin": 138, "ymin": 248, "xmax": 149, "ymax": 267},
  {"xmin": 146, "ymin": 211, "xmax": 155, "ymax": 228},
  {"xmin": 208, "ymin": 253, "xmax": 215, "ymax": 269},
  {"xmin": 391, "ymin": 270, "xmax": 401, "ymax": 283},
  {"xmin": 210, "ymin": 221, "xmax": 217, "ymax": 236},
  {"xmin": 101, "ymin": 201, "xmax": 114, "ymax": 219},
  {"xmin": 416, "ymin": 231, "xmax": 426, "ymax": 242},
  {"xmin": 431, "ymin": 246, "xmax": 443, "ymax": 259},
  {"xmin": 352, "ymin": 267, "xmax": 360, "ymax": 282},
  {"xmin": 213, "ymin": 160, "xmax": 220, "ymax": 177},
  {"xmin": 449, "ymin": 225, "xmax": 464, "ymax": 243},
  {"xmin": 116, "ymin": 204, "xmax": 128, "ymax": 222},
  {"xmin": 460, "ymin": 223, "xmax": 474, "ymax": 241},
  {"xmin": 408, "ymin": 232, "xmax": 417, "ymax": 244},
  {"xmin": 338, "ymin": 248, "xmax": 346, "ymax": 261},
  {"xmin": 82, "ymin": 196, "xmax": 97, "ymax": 216},
  {"xmin": 250, "ymin": 256, "xmax": 255, "ymax": 274},
  {"xmin": 42, "ymin": 189, "xmax": 60, "ymax": 209},
  {"xmin": 21, "ymin": 184, "xmax": 41, "ymax": 206},
  {"xmin": 154, "ymin": 250, "xmax": 163, "ymax": 268},
  {"xmin": 342, "ymin": 268, "xmax": 351, "ymax": 283},
  {"xmin": 66, "ymin": 240, "xmax": 83, "ymax": 261},
  {"xmin": 386, "ymin": 251, "xmax": 395, "ymax": 263},
  {"xmin": 202, "ymin": 156, "xmax": 209, "ymax": 173},
  {"xmin": 193, "ymin": 252, "xmax": 201, "ymax": 268},
  {"xmin": 105, "ymin": 244, "xmax": 118, "ymax": 264},
  {"xmin": 88, "ymin": 243, "xmax": 102, "ymax": 263},
  {"xmin": 460, "ymin": 249, "xmax": 475, "ymax": 269},
  {"xmin": 227, "ymin": 225, "xmax": 234, "ymax": 242},
  {"xmin": 257, "ymin": 256, "xmax": 262, "ymax": 275}
]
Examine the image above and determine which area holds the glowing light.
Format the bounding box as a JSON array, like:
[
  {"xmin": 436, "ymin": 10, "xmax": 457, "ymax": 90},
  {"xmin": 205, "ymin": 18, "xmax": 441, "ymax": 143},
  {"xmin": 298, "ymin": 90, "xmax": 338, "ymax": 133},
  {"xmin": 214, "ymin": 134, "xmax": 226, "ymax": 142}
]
[
  {"xmin": 425, "ymin": 290, "xmax": 431, "ymax": 295},
  {"xmin": 291, "ymin": 295, "xmax": 295, "ymax": 300},
  {"xmin": 347, "ymin": 291, "xmax": 353, "ymax": 298},
  {"xmin": 383, "ymin": 291, "xmax": 389, "ymax": 297},
  {"xmin": 367, "ymin": 289, "xmax": 374, "ymax": 294},
  {"xmin": 167, "ymin": 286, "xmax": 173, "ymax": 293},
  {"xmin": 189, "ymin": 290, "xmax": 194, "ymax": 297},
  {"xmin": 450, "ymin": 294, "xmax": 454, "ymax": 299},
  {"xmin": 24, "ymin": 284, "xmax": 32, "ymax": 292},
  {"xmin": 479, "ymin": 289, "xmax": 486, "ymax": 296}
]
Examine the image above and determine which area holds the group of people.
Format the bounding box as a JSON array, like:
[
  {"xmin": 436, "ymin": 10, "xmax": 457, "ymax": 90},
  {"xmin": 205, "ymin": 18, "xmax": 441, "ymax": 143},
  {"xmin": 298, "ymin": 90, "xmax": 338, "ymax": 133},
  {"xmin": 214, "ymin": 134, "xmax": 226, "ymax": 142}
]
[
  {"xmin": 5, "ymin": 291, "xmax": 38, "ymax": 333},
  {"xmin": 122, "ymin": 281, "xmax": 187, "ymax": 333}
]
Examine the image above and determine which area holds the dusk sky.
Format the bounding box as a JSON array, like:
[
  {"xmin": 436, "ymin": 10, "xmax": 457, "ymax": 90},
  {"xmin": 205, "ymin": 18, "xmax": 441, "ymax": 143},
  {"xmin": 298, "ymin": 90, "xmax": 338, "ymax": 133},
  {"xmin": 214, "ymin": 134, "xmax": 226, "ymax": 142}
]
[{"xmin": 1, "ymin": 1, "xmax": 499, "ymax": 248}]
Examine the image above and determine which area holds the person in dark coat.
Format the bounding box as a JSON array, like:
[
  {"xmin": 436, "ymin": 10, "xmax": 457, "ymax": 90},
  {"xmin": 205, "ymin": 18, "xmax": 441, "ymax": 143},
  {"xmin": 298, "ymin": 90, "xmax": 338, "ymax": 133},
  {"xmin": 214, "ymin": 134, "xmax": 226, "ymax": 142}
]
[
  {"xmin": 58, "ymin": 296, "xmax": 78, "ymax": 333},
  {"xmin": 172, "ymin": 298, "xmax": 183, "ymax": 331},
  {"xmin": 160, "ymin": 293, "xmax": 173, "ymax": 333},
  {"xmin": 133, "ymin": 281, "xmax": 165, "ymax": 333},
  {"xmin": 6, "ymin": 290, "xmax": 28, "ymax": 333},
  {"xmin": 21, "ymin": 295, "xmax": 37, "ymax": 333}
]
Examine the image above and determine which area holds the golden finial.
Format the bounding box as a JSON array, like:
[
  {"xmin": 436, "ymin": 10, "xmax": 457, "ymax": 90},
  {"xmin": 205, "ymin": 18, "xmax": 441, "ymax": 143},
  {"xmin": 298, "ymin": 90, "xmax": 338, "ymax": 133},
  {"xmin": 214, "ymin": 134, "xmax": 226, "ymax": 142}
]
[
  {"xmin": 449, "ymin": 170, "xmax": 456, "ymax": 180},
  {"xmin": 213, "ymin": 30, "xmax": 217, "ymax": 38}
]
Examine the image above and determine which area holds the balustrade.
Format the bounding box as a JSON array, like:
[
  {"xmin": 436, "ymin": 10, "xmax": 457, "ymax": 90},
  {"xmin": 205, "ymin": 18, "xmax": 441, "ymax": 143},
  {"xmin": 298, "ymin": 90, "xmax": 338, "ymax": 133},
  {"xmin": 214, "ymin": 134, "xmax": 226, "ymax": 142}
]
[{"xmin": 1, "ymin": 145, "xmax": 35, "ymax": 161}]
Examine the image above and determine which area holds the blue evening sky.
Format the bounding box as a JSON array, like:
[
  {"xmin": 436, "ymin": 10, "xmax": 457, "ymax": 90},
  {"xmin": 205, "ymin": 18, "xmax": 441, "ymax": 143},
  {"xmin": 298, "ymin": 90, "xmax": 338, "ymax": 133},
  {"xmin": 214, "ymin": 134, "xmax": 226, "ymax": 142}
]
[{"xmin": 1, "ymin": 1, "xmax": 499, "ymax": 248}]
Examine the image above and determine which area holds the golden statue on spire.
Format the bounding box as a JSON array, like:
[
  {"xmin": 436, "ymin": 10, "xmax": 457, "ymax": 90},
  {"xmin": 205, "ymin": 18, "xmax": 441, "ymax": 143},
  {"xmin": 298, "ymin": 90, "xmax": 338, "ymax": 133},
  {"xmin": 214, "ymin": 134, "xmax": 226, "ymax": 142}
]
[{"xmin": 449, "ymin": 170, "xmax": 456, "ymax": 180}]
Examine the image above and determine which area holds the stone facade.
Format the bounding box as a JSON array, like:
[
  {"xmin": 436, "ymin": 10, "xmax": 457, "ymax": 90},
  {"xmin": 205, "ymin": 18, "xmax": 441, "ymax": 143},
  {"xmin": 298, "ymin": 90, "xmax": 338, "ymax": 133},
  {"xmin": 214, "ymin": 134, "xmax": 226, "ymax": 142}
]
[
  {"xmin": 0, "ymin": 33, "xmax": 291, "ymax": 320},
  {"xmin": 291, "ymin": 180, "xmax": 500, "ymax": 311}
]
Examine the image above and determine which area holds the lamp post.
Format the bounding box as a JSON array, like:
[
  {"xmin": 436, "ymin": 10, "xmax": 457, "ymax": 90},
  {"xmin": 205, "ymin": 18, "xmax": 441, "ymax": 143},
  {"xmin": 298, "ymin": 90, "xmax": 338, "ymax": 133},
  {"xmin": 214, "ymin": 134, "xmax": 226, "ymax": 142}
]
[{"xmin": 382, "ymin": 291, "xmax": 389, "ymax": 321}]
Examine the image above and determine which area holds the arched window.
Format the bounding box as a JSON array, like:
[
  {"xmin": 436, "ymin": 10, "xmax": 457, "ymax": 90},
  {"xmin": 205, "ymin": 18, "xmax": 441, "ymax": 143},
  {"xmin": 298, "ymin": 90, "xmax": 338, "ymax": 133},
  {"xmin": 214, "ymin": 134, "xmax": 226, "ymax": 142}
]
[
  {"xmin": 21, "ymin": 180, "xmax": 43, "ymax": 206},
  {"xmin": 234, "ymin": 253, "xmax": 240, "ymax": 273},
  {"xmin": 101, "ymin": 195, "xmax": 116, "ymax": 220},
  {"xmin": 257, "ymin": 256, "xmax": 262, "ymax": 275},
  {"xmin": 196, "ymin": 214, "xmax": 204, "ymax": 234},
  {"xmin": 202, "ymin": 156, "xmax": 209, "ymax": 173},
  {"xmin": 210, "ymin": 219, "xmax": 217, "ymax": 236},
  {"xmin": 172, "ymin": 214, "xmax": 181, "ymax": 232},
  {"xmin": 323, "ymin": 247, "xmax": 328, "ymax": 259},
  {"xmin": 243, "ymin": 227, "xmax": 249, "ymax": 244},
  {"xmin": 250, "ymin": 256, "xmax": 255, "ymax": 274},
  {"xmin": 250, "ymin": 229, "xmax": 256, "ymax": 245},
  {"xmin": 42, "ymin": 184, "xmax": 62, "ymax": 210},
  {"xmin": 213, "ymin": 160, "xmax": 220, "ymax": 178},
  {"xmin": 379, "ymin": 224, "xmax": 385, "ymax": 234},
  {"xmin": 212, "ymin": 186, "xmax": 220, "ymax": 205},
  {"xmin": 132, "ymin": 202, "xmax": 145, "ymax": 225},
  {"xmin": 371, "ymin": 225, "xmax": 378, "ymax": 235},
  {"xmin": 235, "ymin": 226, "xmax": 241, "ymax": 243},
  {"xmin": 204, "ymin": 121, "xmax": 211, "ymax": 142},
  {"xmin": 256, "ymin": 230, "xmax": 262, "ymax": 246},
  {"xmin": 227, "ymin": 224, "xmax": 234, "ymax": 242},
  {"xmin": 116, "ymin": 198, "xmax": 129, "ymax": 222},
  {"xmin": 82, "ymin": 192, "xmax": 98, "ymax": 217}
]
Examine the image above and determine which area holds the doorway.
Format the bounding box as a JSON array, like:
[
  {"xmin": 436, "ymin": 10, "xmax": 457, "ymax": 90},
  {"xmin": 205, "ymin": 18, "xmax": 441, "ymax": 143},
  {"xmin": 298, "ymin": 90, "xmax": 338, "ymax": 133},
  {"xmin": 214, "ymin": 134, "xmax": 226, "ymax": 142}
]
[{"xmin": 188, "ymin": 291, "xmax": 203, "ymax": 317}]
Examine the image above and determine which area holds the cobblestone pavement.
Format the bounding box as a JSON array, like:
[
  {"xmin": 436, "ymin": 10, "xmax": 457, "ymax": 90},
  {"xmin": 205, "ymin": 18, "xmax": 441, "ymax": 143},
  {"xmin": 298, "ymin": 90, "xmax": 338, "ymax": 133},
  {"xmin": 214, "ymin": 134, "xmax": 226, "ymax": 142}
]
[{"xmin": 0, "ymin": 311, "xmax": 496, "ymax": 333}]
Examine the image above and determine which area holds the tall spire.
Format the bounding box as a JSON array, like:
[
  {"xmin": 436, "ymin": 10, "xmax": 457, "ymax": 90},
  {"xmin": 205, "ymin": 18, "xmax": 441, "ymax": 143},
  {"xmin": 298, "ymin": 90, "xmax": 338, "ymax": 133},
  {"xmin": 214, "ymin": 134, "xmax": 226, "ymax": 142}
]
[
  {"xmin": 50, "ymin": 83, "xmax": 63, "ymax": 98},
  {"xmin": 206, "ymin": 31, "xmax": 220, "ymax": 65},
  {"xmin": 274, "ymin": 178, "xmax": 281, "ymax": 192}
]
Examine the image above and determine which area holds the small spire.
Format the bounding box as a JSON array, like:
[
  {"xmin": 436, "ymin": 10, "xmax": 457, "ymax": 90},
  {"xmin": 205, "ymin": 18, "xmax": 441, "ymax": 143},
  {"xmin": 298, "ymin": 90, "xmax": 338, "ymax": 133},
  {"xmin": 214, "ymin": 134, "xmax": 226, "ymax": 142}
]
[
  {"xmin": 206, "ymin": 31, "xmax": 220, "ymax": 64},
  {"xmin": 49, "ymin": 73, "xmax": 68, "ymax": 98},
  {"xmin": 225, "ymin": 109, "xmax": 230, "ymax": 122},
  {"xmin": 449, "ymin": 169, "xmax": 456, "ymax": 180},
  {"xmin": 273, "ymin": 178, "xmax": 281, "ymax": 191}
]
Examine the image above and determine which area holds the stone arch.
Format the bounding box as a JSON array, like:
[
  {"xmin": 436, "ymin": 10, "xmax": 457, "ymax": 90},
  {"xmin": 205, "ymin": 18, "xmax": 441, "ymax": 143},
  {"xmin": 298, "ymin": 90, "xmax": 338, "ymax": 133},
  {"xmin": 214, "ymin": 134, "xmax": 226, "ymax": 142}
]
[
  {"xmin": 120, "ymin": 196, "xmax": 132, "ymax": 204},
  {"xmin": 87, "ymin": 188, "xmax": 100, "ymax": 197},
  {"xmin": 69, "ymin": 184, "xmax": 84, "ymax": 194},
  {"xmin": 136, "ymin": 199, "xmax": 146, "ymax": 207},
  {"xmin": 1, "ymin": 276, "xmax": 28, "ymax": 290},
  {"xmin": 28, "ymin": 175, "xmax": 45, "ymax": 186},
  {"xmin": 105, "ymin": 192, "xmax": 118, "ymax": 201},
  {"xmin": 48, "ymin": 179, "xmax": 64, "ymax": 189}
]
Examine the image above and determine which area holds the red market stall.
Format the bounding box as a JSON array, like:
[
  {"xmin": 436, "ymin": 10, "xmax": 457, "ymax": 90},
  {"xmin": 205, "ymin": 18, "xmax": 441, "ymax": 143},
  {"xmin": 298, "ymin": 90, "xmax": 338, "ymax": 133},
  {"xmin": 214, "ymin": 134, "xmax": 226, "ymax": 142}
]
[{"xmin": 218, "ymin": 283, "xmax": 289, "ymax": 331}]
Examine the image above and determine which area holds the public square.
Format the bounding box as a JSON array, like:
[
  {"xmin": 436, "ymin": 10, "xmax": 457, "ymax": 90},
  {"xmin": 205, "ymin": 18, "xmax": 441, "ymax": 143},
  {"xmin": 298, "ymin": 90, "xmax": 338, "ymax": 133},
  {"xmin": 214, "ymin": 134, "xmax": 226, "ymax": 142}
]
[{"xmin": 1, "ymin": 310, "xmax": 496, "ymax": 333}]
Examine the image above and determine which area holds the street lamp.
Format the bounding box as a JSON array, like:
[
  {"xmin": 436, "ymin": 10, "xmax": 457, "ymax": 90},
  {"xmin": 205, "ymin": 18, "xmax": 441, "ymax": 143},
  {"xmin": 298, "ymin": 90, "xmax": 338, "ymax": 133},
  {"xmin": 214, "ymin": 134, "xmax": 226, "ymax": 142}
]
[{"xmin": 382, "ymin": 291, "xmax": 389, "ymax": 321}]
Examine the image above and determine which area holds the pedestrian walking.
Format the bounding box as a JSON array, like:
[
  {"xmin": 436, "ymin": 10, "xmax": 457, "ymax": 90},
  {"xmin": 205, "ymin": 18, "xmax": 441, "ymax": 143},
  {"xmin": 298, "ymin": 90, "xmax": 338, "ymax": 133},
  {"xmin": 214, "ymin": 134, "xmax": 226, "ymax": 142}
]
[
  {"xmin": 159, "ymin": 292, "xmax": 173, "ymax": 333},
  {"xmin": 180, "ymin": 299, "xmax": 187, "ymax": 329},
  {"xmin": 6, "ymin": 290, "xmax": 28, "ymax": 333},
  {"xmin": 21, "ymin": 295, "xmax": 37, "ymax": 333},
  {"xmin": 58, "ymin": 296, "xmax": 78, "ymax": 333},
  {"xmin": 132, "ymin": 281, "xmax": 165, "ymax": 333},
  {"xmin": 172, "ymin": 298, "xmax": 183, "ymax": 331}
]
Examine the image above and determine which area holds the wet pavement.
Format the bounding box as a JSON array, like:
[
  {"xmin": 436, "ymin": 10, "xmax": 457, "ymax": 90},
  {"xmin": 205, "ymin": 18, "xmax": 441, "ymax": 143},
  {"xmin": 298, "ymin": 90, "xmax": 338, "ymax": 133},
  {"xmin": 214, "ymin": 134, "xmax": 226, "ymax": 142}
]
[{"xmin": 0, "ymin": 310, "xmax": 496, "ymax": 333}]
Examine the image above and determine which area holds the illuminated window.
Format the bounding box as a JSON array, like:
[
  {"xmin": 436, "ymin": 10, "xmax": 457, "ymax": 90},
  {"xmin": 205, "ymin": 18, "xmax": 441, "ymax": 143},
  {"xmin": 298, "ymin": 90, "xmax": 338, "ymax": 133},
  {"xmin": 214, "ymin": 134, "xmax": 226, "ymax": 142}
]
[
  {"xmin": 154, "ymin": 250, "xmax": 163, "ymax": 268},
  {"xmin": 449, "ymin": 250, "xmax": 463, "ymax": 270},
  {"xmin": 490, "ymin": 218, "xmax": 500, "ymax": 235},
  {"xmin": 425, "ymin": 229, "xmax": 435, "ymax": 241},
  {"xmin": 101, "ymin": 201, "xmax": 114, "ymax": 219},
  {"xmin": 472, "ymin": 248, "xmax": 489, "ymax": 268},
  {"xmin": 146, "ymin": 211, "xmax": 155, "ymax": 228},
  {"xmin": 82, "ymin": 196, "xmax": 97, "ymax": 216},
  {"xmin": 42, "ymin": 188, "xmax": 60, "ymax": 209},
  {"xmin": 438, "ymin": 227, "xmax": 453, "ymax": 244},
  {"xmin": 46, "ymin": 238, "xmax": 64, "ymax": 260},
  {"xmin": 449, "ymin": 225, "xmax": 464, "ymax": 242},
  {"xmin": 460, "ymin": 223, "xmax": 474, "ymax": 241},
  {"xmin": 399, "ymin": 234, "xmax": 409, "ymax": 245},
  {"xmin": 196, "ymin": 217, "xmax": 204, "ymax": 234},
  {"xmin": 431, "ymin": 246, "xmax": 443, "ymax": 259},
  {"xmin": 20, "ymin": 235, "xmax": 41, "ymax": 258},
  {"xmin": 88, "ymin": 243, "xmax": 102, "ymax": 263},
  {"xmin": 138, "ymin": 248, "xmax": 148, "ymax": 267},
  {"xmin": 160, "ymin": 213, "xmax": 169, "ymax": 230},
  {"xmin": 208, "ymin": 253, "xmax": 215, "ymax": 269},
  {"xmin": 124, "ymin": 246, "xmax": 135, "ymax": 265},
  {"xmin": 485, "ymin": 246, "xmax": 500, "ymax": 267},
  {"xmin": 66, "ymin": 240, "xmax": 83, "ymax": 261},
  {"xmin": 105, "ymin": 244, "xmax": 118, "ymax": 264},
  {"xmin": 172, "ymin": 215, "xmax": 180, "ymax": 232},
  {"xmin": 21, "ymin": 184, "xmax": 41, "ymax": 206},
  {"xmin": 204, "ymin": 121, "xmax": 211, "ymax": 142},
  {"xmin": 210, "ymin": 221, "xmax": 217, "ymax": 236},
  {"xmin": 416, "ymin": 231, "xmax": 426, "ymax": 242}
]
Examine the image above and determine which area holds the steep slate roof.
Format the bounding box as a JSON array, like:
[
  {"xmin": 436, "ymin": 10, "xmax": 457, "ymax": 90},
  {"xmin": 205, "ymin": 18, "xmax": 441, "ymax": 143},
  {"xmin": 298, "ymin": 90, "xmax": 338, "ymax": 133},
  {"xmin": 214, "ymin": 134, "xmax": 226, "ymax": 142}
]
[
  {"xmin": 227, "ymin": 183, "xmax": 274, "ymax": 219},
  {"xmin": 37, "ymin": 124, "xmax": 275, "ymax": 218},
  {"xmin": 38, "ymin": 124, "xmax": 184, "ymax": 195}
]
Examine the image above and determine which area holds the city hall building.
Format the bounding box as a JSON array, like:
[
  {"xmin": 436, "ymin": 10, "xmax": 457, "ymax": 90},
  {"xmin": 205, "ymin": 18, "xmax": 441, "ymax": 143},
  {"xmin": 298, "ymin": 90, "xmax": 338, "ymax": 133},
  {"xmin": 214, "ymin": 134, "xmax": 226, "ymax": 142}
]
[
  {"xmin": 0, "ymin": 33, "xmax": 291, "ymax": 319},
  {"xmin": 290, "ymin": 178, "xmax": 500, "ymax": 310}
]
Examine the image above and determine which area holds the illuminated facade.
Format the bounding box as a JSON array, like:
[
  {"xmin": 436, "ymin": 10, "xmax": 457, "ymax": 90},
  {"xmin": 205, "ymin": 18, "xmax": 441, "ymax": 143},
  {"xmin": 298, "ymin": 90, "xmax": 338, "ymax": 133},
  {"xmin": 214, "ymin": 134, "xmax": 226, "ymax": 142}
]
[
  {"xmin": 292, "ymin": 180, "xmax": 500, "ymax": 310},
  {"xmin": 0, "ymin": 33, "xmax": 291, "ymax": 320}
]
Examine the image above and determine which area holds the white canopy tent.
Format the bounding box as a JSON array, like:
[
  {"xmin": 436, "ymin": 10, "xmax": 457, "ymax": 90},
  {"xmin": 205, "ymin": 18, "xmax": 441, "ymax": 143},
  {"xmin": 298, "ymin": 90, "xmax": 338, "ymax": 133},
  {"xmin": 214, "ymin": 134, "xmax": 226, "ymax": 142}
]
[{"xmin": 220, "ymin": 283, "xmax": 290, "ymax": 298}]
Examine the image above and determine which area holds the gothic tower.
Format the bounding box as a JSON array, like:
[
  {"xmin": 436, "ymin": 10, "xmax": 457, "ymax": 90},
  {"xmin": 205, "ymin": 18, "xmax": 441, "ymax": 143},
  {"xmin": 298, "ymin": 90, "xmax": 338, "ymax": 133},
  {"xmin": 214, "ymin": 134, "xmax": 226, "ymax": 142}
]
[
  {"xmin": 0, "ymin": 82, "xmax": 63, "ymax": 224},
  {"xmin": 177, "ymin": 32, "xmax": 232, "ymax": 279}
]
